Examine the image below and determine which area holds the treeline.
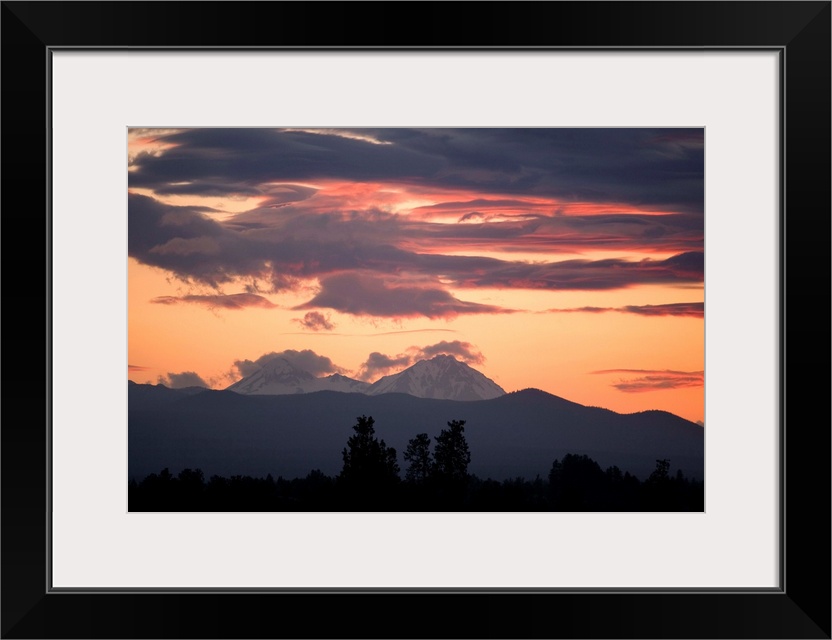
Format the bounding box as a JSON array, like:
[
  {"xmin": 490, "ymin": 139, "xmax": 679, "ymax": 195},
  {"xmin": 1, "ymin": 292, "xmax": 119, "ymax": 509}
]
[{"xmin": 129, "ymin": 415, "xmax": 703, "ymax": 512}]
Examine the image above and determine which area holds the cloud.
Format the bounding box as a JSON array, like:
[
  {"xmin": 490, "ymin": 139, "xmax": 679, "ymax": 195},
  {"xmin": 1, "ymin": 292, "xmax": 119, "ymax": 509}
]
[
  {"xmin": 149, "ymin": 237, "xmax": 222, "ymax": 257},
  {"xmin": 153, "ymin": 181, "xmax": 264, "ymax": 198},
  {"xmin": 231, "ymin": 349, "xmax": 346, "ymax": 379},
  {"xmin": 130, "ymin": 191, "xmax": 702, "ymax": 303},
  {"xmin": 592, "ymin": 368, "xmax": 704, "ymax": 393},
  {"xmin": 150, "ymin": 293, "xmax": 276, "ymax": 310},
  {"xmin": 129, "ymin": 128, "xmax": 442, "ymax": 198},
  {"xmin": 399, "ymin": 210, "xmax": 703, "ymax": 256},
  {"xmin": 130, "ymin": 193, "xmax": 409, "ymax": 290},
  {"xmin": 296, "ymin": 272, "xmax": 515, "ymax": 319},
  {"xmin": 458, "ymin": 211, "xmax": 486, "ymax": 223},
  {"xmin": 294, "ymin": 311, "xmax": 335, "ymax": 331},
  {"xmin": 357, "ymin": 340, "xmax": 485, "ymax": 380},
  {"xmin": 620, "ymin": 302, "xmax": 703, "ymax": 318},
  {"xmin": 546, "ymin": 306, "xmax": 611, "ymax": 314},
  {"xmin": 128, "ymin": 190, "xmax": 704, "ymax": 304},
  {"xmin": 157, "ymin": 371, "xmax": 208, "ymax": 389},
  {"xmin": 546, "ymin": 302, "xmax": 703, "ymax": 318},
  {"xmin": 129, "ymin": 128, "xmax": 703, "ymax": 214},
  {"xmin": 128, "ymin": 129, "xmax": 703, "ymax": 316},
  {"xmin": 128, "ymin": 364, "xmax": 150, "ymax": 372},
  {"xmin": 357, "ymin": 352, "xmax": 414, "ymax": 380},
  {"xmin": 128, "ymin": 193, "xmax": 267, "ymax": 288},
  {"xmin": 415, "ymin": 340, "xmax": 485, "ymax": 364},
  {"xmin": 450, "ymin": 252, "xmax": 703, "ymax": 290}
]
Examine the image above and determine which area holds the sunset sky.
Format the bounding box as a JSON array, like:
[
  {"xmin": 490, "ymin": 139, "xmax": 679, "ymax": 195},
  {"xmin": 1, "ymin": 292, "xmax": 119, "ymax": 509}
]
[{"xmin": 128, "ymin": 128, "xmax": 704, "ymax": 424}]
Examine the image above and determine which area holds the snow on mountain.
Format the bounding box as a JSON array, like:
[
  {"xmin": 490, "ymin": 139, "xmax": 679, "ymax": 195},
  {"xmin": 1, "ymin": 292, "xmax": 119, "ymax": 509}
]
[
  {"xmin": 226, "ymin": 357, "xmax": 371, "ymax": 395},
  {"xmin": 225, "ymin": 354, "xmax": 504, "ymax": 400},
  {"xmin": 367, "ymin": 354, "xmax": 505, "ymax": 401},
  {"xmin": 226, "ymin": 357, "xmax": 315, "ymax": 395},
  {"xmin": 309, "ymin": 373, "xmax": 372, "ymax": 394}
]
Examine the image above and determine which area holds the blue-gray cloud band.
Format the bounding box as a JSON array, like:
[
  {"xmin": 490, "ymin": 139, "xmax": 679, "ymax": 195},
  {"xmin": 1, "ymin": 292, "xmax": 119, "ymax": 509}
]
[{"xmin": 130, "ymin": 128, "xmax": 704, "ymax": 214}]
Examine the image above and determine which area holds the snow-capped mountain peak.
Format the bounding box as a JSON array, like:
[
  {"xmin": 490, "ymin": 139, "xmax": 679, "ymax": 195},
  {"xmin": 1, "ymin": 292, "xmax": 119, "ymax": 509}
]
[
  {"xmin": 226, "ymin": 354, "xmax": 503, "ymax": 400},
  {"xmin": 367, "ymin": 355, "xmax": 505, "ymax": 401},
  {"xmin": 226, "ymin": 357, "xmax": 316, "ymax": 395},
  {"xmin": 226, "ymin": 357, "xmax": 371, "ymax": 396},
  {"xmin": 314, "ymin": 373, "xmax": 372, "ymax": 394}
]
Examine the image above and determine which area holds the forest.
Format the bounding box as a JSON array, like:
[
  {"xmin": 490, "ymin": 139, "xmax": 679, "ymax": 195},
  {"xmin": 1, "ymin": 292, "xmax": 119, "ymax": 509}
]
[{"xmin": 129, "ymin": 415, "xmax": 704, "ymax": 512}]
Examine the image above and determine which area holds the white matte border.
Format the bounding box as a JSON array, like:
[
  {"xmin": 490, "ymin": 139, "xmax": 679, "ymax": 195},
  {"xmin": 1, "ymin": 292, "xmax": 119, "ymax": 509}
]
[{"xmin": 50, "ymin": 51, "xmax": 779, "ymax": 588}]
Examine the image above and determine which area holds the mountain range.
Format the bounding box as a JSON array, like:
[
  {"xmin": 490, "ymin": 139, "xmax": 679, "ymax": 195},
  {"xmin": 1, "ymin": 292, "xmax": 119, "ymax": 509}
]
[
  {"xmin": 225, "ymin": 354, "xmax": 506, "ymax": 401},
  {"xmin": 129, "ymin": 358, "xmax": 704, "ymax": 482},
  {"xmin": 227, "ymin": 358, "xmax": 373, "ymax": 395}
]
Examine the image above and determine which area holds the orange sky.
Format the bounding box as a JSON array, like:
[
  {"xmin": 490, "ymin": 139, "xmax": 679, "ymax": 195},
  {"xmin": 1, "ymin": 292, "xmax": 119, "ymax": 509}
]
[{"xmin": 128, "ymin": 128, "xmax": 704, "ymax": 423}]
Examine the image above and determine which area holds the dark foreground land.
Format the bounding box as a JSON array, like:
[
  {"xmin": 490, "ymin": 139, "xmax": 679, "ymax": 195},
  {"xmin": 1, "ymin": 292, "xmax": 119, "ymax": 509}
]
[
  {"xmin": 130, "ymin": 454, "xmax": 704, "ymax": 512},
  {"xmin": 129, "ymin": 386, "xmax": 705, "ymax": 485}
]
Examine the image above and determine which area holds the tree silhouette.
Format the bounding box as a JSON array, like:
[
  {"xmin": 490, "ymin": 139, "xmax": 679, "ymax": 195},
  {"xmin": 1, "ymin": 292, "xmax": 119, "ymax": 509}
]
[
  {"xmin": 548, "ymin": 453, "xmax": 606, "ymax": 510},
  {"xmin": 432, "ymin": 419, "xmax": 470, "ymax": 482},
  {"xmin": 644, "ymin": 457, "xmax": 674, "ymax": 510},
  {"xmin": 130, "ymin": 453, "xmax": 703, "ymax": 512},
  {"xmin": 648, "ymin": 458, "xmax": 671, "ymax": 483},
  {"xmin": 403, "ymin": 433, "xmax": 433, "ymax": 483},
  {"xmin": 338, "ymin": 416, "xmax": 399, "ymax": 504}
]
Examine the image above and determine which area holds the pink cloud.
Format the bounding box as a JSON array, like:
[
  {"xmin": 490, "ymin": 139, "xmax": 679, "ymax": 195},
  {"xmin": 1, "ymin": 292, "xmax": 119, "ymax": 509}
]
[
  {"xmin": 357, "ymin": 340, "xmax": 485, "ymax": 381},
  {"xmin": 592, "ymin": 368, "xmax": 704, "ymax": 393},
  {"xmin": 157, "ymin": 371, "xmax": 208, "ymax": 388},
  {"xmin": 231, "ymin": 349, "xmax": 346, "ymax": 379},
  {"xmin": 151, "ymin": 293, "xmax": 276, "ymax": 310},
  {"xmin": 546, "ymin": 302, "xmax": 703, "ymax": 319},
  {"xmin": 294, "ymin": 311, "xmax": 336, "ymax": 331},
  {"xmin": 296, "ymin": 272, "xmax": 515, "ymax": 319}
]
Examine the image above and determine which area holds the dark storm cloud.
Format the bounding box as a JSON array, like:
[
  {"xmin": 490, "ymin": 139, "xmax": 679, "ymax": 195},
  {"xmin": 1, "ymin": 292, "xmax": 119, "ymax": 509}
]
[
  {"xmin": 294, "ymin": 311, "xmax": 335, "ymax": 331},
  {"xmin": 356, "ymin": 340, "xmax": 486, "ymax": 380},
  {"xmin": 228, "ymin": 205, "xmax": 702, "ymax": 267},
  {"xmin": 546, "ymin": 302, "xmax": 704, "ymax": 318},
  {"xmin": 129, "ymin": 128, "xmax": 443, "ymax": 197},
  {"xmin": 158, "ymin": 371, "xmax": 208, "ymax": 389},
  {"xmin": 232, "ymin": 349, "xmax": 346, "ymax": 379},
  {"xmin": 358, "ymin": 128, "xmax": 704, "ymax": 213},
  {"xmin": 407, "ymin": 211, "xmax": 703, "ymax": 254},
  {"xmin": 450, "ymin": 252, "xmax": 703, "ymax": 290},
  {"xmin": 295, "ymin": 272, "xmax": 516, "ymax": 319},
  {"xmin": 130, "ymin": 192, "xmax": 702, "ymax": 303},
  {"xmin": 128, "ymin": 193, "xmax": 264, "ymax": 287},
  {"xmin": 129, "ymin": 193, "xmax": 415, "ymax": 288},
  {"xmin": 151, "ymin": 293, "xmax": 276, "ymax": 310},
  {"xmin": 129, "ymin": 128, "xmax": 704, "ymax": 213},
  {"xmin": 592, "ymin": 368, "xmax": 704, "ymax": 393},
  {"xmin": 152, "ymin": 181, "xmax": 264, "ymax": 197}
]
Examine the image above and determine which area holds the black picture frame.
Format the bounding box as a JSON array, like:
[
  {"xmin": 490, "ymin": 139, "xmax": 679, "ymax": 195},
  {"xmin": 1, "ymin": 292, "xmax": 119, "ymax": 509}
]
[{"xmin": 2, "ymin": 2, "xmax": 829, "ymax": 638}]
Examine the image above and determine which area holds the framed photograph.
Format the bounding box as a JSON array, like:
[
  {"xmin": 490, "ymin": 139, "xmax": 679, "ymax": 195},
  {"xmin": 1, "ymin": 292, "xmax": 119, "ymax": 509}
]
[{"xmin": 3, "ymin": 2, "xmax": 829, "ymax": 638}]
